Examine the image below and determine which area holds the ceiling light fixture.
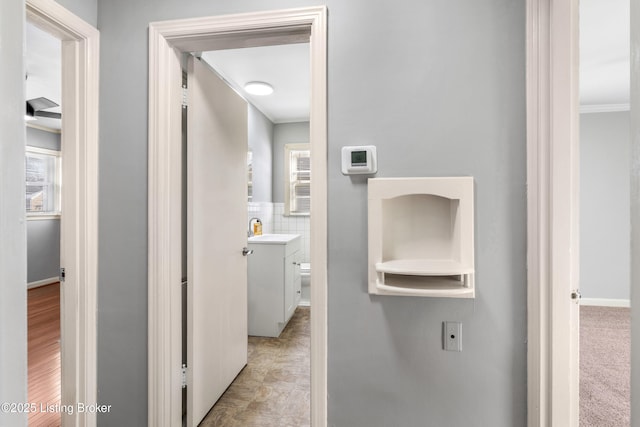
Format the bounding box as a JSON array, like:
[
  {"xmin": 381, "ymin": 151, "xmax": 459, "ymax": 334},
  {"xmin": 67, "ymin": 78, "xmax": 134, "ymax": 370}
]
[{"xmin": 244, "ymin": 81, "xmax": 274, "ymax": 96}]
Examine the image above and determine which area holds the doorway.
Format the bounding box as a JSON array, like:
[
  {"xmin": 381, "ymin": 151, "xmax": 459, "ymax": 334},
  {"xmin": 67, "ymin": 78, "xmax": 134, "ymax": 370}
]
[
  {"xmin": 578, "ymin": 0, "xmax": 631, "ymax": 424},
  {"xmin": 25, "ymin": 22, "xmax": 63, "ymax": 426},
  {"xmin": 147, "ymin": 7, "xmax": 327, "ymax": 426},
  {"xmin": 526, "ymin": 0, "xmax": 635, "ymax": 425},
  {"xmin": 25, "ymin": 0, "xmax": 99, "ymax": 425},
  {"xmin": 187, "ymin": 44, "xmax": 312, "ymax": 425}
]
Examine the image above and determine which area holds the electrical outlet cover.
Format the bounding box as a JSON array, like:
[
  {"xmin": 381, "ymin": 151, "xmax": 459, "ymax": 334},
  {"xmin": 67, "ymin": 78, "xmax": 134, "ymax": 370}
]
[{"xmin": 443, "ymin": 321, "xmax": 462, "ymax": 351}]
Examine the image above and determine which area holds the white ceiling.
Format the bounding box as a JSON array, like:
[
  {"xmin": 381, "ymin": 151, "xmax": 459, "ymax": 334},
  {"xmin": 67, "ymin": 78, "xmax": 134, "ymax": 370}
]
[
  {"xmin": 25, "ymin": 22, "xmax": 62, "ymax": 131},
  {"xmin": 24, "ymin": 0, "xmax": 630, "ymax": 132},
  {"xmin": 580, "ymin": 0, "xmax": 630, "ymax": 108},
  {"xmin": 201, "ymin": 43, "xmax": 310, "ymax": 124}
]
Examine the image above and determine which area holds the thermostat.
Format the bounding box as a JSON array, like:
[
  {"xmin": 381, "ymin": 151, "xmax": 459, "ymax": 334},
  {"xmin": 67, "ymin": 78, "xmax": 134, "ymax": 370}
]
[{"xmin": 341, "ymin": 145, "xmax": 377, "ymax": 175}]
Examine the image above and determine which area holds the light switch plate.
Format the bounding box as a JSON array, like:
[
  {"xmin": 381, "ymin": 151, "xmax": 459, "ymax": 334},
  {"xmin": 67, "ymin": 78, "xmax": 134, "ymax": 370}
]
[{"xmin": 443, "ymin": 321, "xmax": 462, "ymax": 352}]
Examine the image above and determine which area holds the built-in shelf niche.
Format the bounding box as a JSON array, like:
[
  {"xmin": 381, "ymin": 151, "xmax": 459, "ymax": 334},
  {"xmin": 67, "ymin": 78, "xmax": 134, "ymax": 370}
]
[{"xmin": 368, "ymin": 177, "xmax": 475, "ymax": 298}]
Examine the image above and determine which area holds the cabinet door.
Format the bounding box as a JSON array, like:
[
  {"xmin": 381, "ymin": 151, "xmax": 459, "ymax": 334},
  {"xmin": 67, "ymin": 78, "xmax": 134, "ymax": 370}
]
[
  {"xmin": 294, "ymin": 252, "xmax": 302, "ymax": 306},
  {"xmin": 284, "ymin": 252, "xmax": 297, "ymax": 321}
]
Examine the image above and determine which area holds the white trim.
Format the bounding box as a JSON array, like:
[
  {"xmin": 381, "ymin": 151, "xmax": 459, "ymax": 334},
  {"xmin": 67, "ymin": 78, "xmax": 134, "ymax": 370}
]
[
  {"xmin": 26, "ymin": 2, "xmax": 99, "ymax": 426},
  {"xmin": 526, "ymin": 0, "xmax": 580, "ymax": 426},
  {"xmin": 579, "ymin": 103, "xmax": 630, "ymax": 114},
  {"xmin": 580, "ymin": 298, "xmax": 631, "ymax": 308},
  {"xmin": 147, "ymin": 7, "xmax": 327, "ymax": 426},
  {"xmin": 27, "ymin": 276, "xmax": 60, "ymax": 289},
  {"xmin": 631, "ymin": 1, "xmax": 640, "ymax": 423}
]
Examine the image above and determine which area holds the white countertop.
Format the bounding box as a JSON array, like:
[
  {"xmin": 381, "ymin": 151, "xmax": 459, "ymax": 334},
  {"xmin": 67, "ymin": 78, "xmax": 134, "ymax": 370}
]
[{"xmin": 248, "ymin": 234, "xmax": 301, "ymax": 244}]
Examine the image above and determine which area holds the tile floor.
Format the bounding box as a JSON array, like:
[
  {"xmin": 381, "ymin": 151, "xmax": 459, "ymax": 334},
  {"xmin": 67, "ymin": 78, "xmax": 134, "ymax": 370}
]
[{"xmin": 199, "ymin": 307, "xmax": 310, "ymax": 427}]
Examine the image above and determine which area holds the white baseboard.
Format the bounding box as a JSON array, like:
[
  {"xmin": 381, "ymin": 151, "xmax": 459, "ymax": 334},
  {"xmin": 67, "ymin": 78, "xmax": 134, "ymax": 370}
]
[
  {"xmin": 298, "ymin": 301, "xmax": 311, "ymax": 307},
  {"xmin": 580, "ymin": 298, "xmax": 630, "ymax": 307},
  {"xmin": 27, "ymin": 276, "xmax": 60, "ymax": 289}
]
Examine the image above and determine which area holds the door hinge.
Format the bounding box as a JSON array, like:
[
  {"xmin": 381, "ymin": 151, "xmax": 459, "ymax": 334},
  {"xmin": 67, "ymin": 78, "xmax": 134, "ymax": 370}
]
[
  {"xmin": 182, "ymin": 85, "xmax": 188, "ymax": 108},
  {"xmin": 181, "ymin": 364, "xmax": 187, "ymax": 388},
  {"xmin": 60, "ymin": 267, "xmax": 65, "ymax": 282}
]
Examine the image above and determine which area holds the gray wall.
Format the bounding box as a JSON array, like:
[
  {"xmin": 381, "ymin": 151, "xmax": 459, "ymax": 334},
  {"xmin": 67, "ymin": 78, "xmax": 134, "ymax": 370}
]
[
  {"xmin": 248, "ymin": 104, "xmax": 274, "ymax": 202},
  {"xmin": 55, "ymin": 0, "xmax": 97, "ymax": 27},
  {"xmin": 580, "ymin": 111, "xmax": 630, "ymax": 301},
  {"xmin": 26, "ymin": 127, "xmax": 61, "ymax": 284},
  {"xmin": 0, "ymin": 0, "xmax": 27, "ymax": 424},
  {"xmin": 326, "ymin": 2, "xmax": 525, "ymax": 424},
  {"xmin": 631, "ymin": 0, "xmax": 639, "ymax": 422},
  {"xmin": 27, "ymin": 220, "xmax": 61, "ymax": 284},
  {"xmin": 27, "ymin": 126, "xmax": 61, "ymax": 151},
  {"xmin": 97, "ymin": 1, "xmax": 525, "ymax": 426},
  {"xmin": 273, "ymin": 121, "xmax": 309, "ymax": 203}
]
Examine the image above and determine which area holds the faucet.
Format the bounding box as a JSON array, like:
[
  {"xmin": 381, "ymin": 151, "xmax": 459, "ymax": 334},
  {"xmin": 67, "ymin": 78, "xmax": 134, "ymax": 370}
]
[{"xmin": 248, "ymin": 217, "xmax": 261, "ymax": 237}]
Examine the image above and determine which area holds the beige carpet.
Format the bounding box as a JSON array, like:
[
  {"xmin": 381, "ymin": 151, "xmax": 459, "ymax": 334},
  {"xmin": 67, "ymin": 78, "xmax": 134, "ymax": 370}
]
[{"xmin": 580, "ymin": 306, "xmax": 630, "ymax": 427}]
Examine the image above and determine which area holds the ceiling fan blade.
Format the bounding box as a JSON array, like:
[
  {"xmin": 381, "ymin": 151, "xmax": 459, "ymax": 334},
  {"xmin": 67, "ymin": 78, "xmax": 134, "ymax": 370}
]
[
  {"xmin": 26, "ymin": 97, "xmax": 59, "ymax": 111},
  {"xmin": 34, "ymin": 111, "xmax": 62, "ymax": 119}
]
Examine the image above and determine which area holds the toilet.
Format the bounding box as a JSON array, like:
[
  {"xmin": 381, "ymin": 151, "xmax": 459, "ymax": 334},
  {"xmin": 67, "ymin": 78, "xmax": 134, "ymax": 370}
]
[{"xmin": 299, "ymin": 262, "xmax": 311, "ymax": 306}]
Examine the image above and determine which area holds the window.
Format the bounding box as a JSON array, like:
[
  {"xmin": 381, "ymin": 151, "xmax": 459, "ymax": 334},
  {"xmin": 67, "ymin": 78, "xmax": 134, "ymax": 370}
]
[
  {"xmin": 25, "ymin": 146, "xmax": 61, "ymax": 217},
  {"xmin": 284, "ymin": 143, "xmax": 310, "ymax": 216}
]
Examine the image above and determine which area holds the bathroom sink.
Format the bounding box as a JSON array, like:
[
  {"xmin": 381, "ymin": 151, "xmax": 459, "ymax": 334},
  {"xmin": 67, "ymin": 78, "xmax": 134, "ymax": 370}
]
[{"xmin": 248, "ymin": 234, "xmax": 300, "ymax": 244}]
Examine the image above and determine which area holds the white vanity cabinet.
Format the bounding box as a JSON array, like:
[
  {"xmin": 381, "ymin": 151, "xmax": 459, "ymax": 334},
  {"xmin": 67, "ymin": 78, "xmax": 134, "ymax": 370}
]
[{"xmin": 248, "ymin": 234, "xmax": 301, "ymax": 337}]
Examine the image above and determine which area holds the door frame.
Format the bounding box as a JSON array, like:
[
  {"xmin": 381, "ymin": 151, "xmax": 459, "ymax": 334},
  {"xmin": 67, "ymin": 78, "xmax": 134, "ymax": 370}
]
[
  {"xmin": 147, "ymin": 7, "xmax": 327, "ymax": 426},
  {"xmin": 526, "ymin": 0, "xmax": 580, "ymax": 425},
  {"xmin": 26, "ymin": 0, "xmax": 100, "ymax": 426}
]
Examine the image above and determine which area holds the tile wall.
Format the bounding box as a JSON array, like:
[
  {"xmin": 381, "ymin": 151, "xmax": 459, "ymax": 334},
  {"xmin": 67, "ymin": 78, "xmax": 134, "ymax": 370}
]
[
  {"xmin": 247, "ymin": 202, "xmax": 310, "ymax": 263},
  {"xmin": 273, "ymin": 203, "xmax": 310, "ymax": 263},
  {"xmin": 248, "ymin": 202, "xmax": 274, "ymax": 234}
]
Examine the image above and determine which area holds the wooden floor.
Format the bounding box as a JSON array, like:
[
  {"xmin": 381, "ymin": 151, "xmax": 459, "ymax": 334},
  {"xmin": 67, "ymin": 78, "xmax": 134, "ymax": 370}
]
[
  {"xmin": 28, "ymin": 282, "xmax": 61, "ymax": 427},
  {"xmin": 199, "ymin": 306, "xmax": 311, "ymax": 427}
]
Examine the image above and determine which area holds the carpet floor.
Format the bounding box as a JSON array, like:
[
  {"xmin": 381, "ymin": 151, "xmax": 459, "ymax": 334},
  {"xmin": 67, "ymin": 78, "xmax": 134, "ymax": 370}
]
[{"xmin": 580, "ymin": 306, "xmax": 630, "ymax": 427}]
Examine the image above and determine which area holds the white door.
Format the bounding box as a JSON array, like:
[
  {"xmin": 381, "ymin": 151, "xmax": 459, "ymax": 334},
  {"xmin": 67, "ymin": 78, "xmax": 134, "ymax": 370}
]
[{"xmin": 186, "ymin": 56, "xmax": 248, "ymax": 427}]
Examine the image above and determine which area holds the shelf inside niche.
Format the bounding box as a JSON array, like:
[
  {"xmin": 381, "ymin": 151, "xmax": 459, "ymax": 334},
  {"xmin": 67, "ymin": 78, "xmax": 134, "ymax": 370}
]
[
  {"xmin": 375, "ymin": 259, "xmax": 473, "ymax": 276},
  {"xmin": 368, "ymin": 177, "xmax": 475, "ymax": 298},
  {"xmin": 376, "ymin": 276, "xmax": 475, "ymax": 298}
]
